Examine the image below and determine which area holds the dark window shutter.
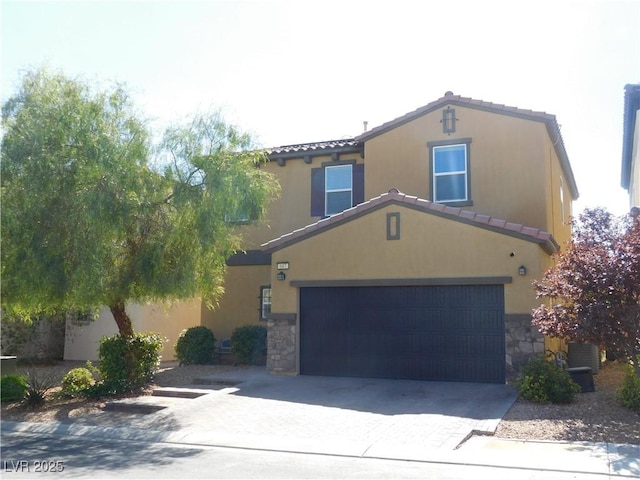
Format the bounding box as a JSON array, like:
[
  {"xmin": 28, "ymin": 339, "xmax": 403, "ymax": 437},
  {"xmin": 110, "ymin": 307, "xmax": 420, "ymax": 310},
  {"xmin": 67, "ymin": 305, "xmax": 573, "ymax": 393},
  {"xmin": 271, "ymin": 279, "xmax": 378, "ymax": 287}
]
[
  {"xmin": 310, "ymin": 167, "xmax": 325, "ymax": 217},
  {"xmin": 353, "ymin": 163, "xmax": 365, "ymax": 205}
]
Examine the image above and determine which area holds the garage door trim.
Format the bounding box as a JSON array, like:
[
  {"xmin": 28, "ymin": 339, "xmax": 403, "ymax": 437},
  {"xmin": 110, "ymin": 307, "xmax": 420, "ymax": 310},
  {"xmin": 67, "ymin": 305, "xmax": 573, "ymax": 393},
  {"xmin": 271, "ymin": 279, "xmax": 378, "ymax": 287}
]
[{"xmin": 291, "ymin": 276, "xmax": 512, "ymax": 288}]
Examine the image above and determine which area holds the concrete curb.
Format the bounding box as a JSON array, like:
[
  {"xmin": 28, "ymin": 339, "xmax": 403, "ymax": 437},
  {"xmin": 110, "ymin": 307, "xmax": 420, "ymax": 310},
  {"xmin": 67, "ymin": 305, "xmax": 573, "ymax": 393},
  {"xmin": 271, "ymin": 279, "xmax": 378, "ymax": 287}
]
[
  {"xmin": 457, "ymin": 436, "xmax": 640, "ymax": 477},
  {"xmin": 3, "ymin": 420, "xmax": 639, "ymax": 476}
]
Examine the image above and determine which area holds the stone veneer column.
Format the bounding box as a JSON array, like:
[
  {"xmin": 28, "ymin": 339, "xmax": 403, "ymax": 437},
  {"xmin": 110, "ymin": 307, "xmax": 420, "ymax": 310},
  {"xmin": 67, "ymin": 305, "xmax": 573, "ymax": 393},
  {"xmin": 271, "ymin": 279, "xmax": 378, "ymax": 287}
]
[
  {"xmin": 266, "ymin": 313, "xmax": 297, "ymax": 374},
  {"xmin": 505, "ymin": 313, "xmax": 545, "ymax": 379}
]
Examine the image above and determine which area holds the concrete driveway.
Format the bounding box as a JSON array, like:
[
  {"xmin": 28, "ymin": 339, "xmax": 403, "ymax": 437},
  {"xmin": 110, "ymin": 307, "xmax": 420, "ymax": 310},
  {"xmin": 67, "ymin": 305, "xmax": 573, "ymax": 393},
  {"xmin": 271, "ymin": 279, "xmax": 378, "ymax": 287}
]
[{"xmin": 138, "ymin": 366, "xmax": 517, "ymax": 454}]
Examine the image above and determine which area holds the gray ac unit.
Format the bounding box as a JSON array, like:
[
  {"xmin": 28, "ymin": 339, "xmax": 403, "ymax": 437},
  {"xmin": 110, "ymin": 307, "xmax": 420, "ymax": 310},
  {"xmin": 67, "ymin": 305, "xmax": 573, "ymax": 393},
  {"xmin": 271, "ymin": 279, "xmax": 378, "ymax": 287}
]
[{"xmin": 567, "ymin": 342, "xmax": 600, "ymax": 373}]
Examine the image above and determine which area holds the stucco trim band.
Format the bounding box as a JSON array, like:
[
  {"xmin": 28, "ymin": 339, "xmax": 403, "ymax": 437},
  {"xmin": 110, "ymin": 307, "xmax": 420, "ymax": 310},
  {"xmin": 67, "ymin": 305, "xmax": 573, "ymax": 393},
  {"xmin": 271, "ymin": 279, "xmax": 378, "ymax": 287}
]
[{"xmin": 290, "ymin": 276, "xmax": 512, "ymax": 288}]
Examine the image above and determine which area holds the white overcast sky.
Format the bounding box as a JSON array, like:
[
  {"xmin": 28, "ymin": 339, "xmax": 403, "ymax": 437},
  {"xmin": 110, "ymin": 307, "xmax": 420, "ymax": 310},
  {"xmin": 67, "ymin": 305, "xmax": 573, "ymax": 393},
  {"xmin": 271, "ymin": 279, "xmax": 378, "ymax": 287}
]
[{"xmin": 2, "ymin": 0, "xmax": 639, "ymax": 216}]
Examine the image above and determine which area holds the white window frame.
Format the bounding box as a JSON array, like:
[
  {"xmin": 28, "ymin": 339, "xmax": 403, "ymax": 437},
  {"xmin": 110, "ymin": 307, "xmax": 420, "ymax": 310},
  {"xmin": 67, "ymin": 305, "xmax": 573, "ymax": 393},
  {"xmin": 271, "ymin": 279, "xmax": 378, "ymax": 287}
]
[
  {"xmin": 260, "ymin": 286, "xmax": 271, "ymax": 321},
  {"xmin": 432, "ymin": 144, "xmax": 468, "ymax": 203},
  {"xmin": 325, "ymin": 164, "xmax": 353, "ymax": 216}
]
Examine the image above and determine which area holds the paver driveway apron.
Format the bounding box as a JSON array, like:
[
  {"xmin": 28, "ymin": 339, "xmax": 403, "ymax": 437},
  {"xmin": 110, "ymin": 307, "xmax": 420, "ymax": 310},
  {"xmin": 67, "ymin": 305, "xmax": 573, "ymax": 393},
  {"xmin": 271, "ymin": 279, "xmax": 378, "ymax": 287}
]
[{"xmin": 144, "ymin": 367, "xmax": 517, "ymax": 453}]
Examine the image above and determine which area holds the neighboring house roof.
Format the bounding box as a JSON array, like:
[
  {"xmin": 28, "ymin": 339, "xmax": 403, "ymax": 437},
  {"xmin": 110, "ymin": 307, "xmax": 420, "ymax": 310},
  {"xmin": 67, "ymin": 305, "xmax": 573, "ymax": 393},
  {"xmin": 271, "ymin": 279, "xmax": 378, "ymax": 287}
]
[
  {"xmin": 622, "ymin": 83, "xmax": 640, "ymax": 190},
  {"xmin": 262, "ymin": 189, "xmax": 559, "ymax": 255},
  {"xmin": 265, "ymin": 92, "xmax": 579, "ymax": 199}
]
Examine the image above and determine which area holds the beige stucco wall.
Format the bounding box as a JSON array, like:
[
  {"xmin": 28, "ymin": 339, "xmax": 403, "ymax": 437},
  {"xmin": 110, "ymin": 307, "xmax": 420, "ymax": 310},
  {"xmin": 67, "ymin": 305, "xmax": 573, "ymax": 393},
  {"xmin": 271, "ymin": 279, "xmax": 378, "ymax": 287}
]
[
  {"xmin": 240, "ymin": 104, "xmax": 574, "ymax": 258},
  {"xmin": 211, "ymin": 102, "xmax": 575, "ymax": 357},
  {"xmin": 268, "ymin": 204, "xmax": 551, "ymax": 317},
  {"xmin": 362, "ymin": 106, "xmax": 572, "ymax": 240},
  {"xmin": 201, "ymin": 264, "xmax": 271, "ymax": 341},
  {"xmin": 240, "ymin": 153, "xmax": 364, "ymax": 248},
  {"xmin": 64, "ymin": 299, "xmax": 201, "ymax": 361}
]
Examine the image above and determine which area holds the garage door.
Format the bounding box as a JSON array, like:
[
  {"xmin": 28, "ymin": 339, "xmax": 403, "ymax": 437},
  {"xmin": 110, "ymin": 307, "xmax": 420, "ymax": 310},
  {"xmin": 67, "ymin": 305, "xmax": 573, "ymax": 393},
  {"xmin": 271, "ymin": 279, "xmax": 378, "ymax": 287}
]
[{"xmin": 300, "ymin": 285, "xmax": 505, "ymax": 383}]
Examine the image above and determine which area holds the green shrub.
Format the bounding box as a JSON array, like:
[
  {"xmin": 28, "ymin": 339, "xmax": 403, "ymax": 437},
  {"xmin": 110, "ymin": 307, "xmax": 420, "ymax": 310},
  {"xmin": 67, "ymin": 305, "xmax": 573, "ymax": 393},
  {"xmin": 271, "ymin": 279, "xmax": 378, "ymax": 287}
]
[
  {"xmin": 23, "ymin": 369, "xmax": 56, "ymax": 408},
  {"xmin": 231, "ymin": 325, "xmax": 267, "ymax": 365},
  {"xmin": 82, "ymin": 381, "xmax": 122, "ymax": 399},
  {"xmin": 97, "ymin": 332, "xmax": 164, "ymax": 394},
  {"xmin": 515, "ymin": 355, "xmax": 581, "ymax": 404},
  {"xmin": 0, "ymin": 374, "xmax": 28, "ymax": 403},
  {"xmin": 175, "ymin": 326, "xmax": 216, "ymax": 365},
  {"xmin": 61, "ymin": 367, "xmax": 95, "ymax": 397},
  {"xmin": 618, "ymin": 365, "xmax": 640, "ymax": 413}
]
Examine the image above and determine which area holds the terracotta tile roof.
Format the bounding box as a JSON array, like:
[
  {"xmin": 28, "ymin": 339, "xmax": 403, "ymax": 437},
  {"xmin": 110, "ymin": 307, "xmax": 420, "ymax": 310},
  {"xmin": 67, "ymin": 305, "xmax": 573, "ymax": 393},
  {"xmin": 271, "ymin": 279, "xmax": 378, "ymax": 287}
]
[
  {"xmin": 354, "ymin": 92, "xmax": 558, "ymax": 142},
  {"xmin": 267, "ymin": 139, "xmax": 358, "ymax": 155},
  {"xmin": 353, "ymin": 92, "xmax": 578, "ymax": 199},
  {"xmin": 261, "ymin": 189, "xmax": 559, "ymax": 255},
  {"xmin": 264, "ymin": 92, "xmax": 578, "ymax": 199}
]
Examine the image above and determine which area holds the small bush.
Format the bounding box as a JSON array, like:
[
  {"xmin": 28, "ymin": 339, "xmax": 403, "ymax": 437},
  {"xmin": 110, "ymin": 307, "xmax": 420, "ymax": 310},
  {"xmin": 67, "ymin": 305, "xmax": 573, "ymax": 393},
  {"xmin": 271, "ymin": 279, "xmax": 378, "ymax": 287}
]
[
  {"xmin": 23, "ymin": 369, "xmax": 56, "ymax": 408},
  {"xmin": 0, "ymin": 374, "xmax": 28, "ymax": 403},
  {"xmin": 515, "ymin": 355, "xmax": 581, "ymax": 404},
  {"xmin": 618, "ymin": 365, "xmax": 640, "ymax": 413},
  {"xmin": 97, "ymin": 332, "xmax": 164, "ymax": 394},
  {"xmin": 82, "ymin": 381, "xmax": 122, "ymax": 399},
  {"xmin": 231, "ymin": 325, "xmax": 267, "ymax": 365},
  {"xmin": 61, "ymin": 367, "xmax": 95, "ymax": 397},
  {"xmin": 175, "ymin": 326, "xmax": 216, "ymax": 365}
]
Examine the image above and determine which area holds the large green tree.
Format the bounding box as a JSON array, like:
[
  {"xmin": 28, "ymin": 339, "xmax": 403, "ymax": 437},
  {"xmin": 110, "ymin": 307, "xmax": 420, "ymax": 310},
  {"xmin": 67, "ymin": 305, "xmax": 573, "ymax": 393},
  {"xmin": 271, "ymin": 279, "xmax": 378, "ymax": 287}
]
[{"xmin": 1, "ymin": 68, "xmax": 278, "ymax": 338}]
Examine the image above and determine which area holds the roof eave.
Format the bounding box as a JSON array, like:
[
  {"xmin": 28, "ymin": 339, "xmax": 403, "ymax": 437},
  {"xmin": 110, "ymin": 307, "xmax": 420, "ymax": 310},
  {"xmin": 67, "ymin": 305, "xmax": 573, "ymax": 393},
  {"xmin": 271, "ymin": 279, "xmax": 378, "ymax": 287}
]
[
  {"xmin": 262, "ymin": 190, "xmax": 560, "ymax": 255},
  {"xmin": 355, "ymin": 95, "xmax": 579, "ymax": 200},
  {"xmin": 266, "ymin": 140, "xmax": 362, "ymax": 162}
]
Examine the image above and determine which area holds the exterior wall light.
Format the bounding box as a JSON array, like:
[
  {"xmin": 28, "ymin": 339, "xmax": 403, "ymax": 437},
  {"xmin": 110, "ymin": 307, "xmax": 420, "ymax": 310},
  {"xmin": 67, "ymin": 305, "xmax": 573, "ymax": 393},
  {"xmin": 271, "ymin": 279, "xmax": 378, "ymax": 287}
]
[
  {"xmin": 518, "ymin": 265, "xmax": 527, "ymax": 276},
  {"xmin": 277, "ymin": 271, "xmax": 286, "ymax": 281}
]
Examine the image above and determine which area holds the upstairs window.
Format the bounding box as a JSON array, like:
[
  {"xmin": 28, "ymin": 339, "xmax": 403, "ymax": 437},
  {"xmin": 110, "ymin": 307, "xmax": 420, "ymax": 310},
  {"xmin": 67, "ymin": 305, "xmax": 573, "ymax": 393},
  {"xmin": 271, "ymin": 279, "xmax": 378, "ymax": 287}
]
[
  {"xmin": 311, "ymin": 162, "xmax": 364, "ymax": 217},
  {"xmin": 428, "ymin": 139, "xmax": 472, "ymax": 206},
  {"xmin": 325, "ymin": 165, "xmax": 352, "ymax": 216}
]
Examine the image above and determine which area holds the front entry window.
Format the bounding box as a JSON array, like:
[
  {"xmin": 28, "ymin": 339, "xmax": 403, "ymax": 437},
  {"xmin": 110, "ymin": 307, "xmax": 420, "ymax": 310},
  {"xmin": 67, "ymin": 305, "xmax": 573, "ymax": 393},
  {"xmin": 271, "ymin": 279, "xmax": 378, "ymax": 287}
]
[{"xmin": 260, "ymin": 286, "xmax": 271, "ymax": 320}]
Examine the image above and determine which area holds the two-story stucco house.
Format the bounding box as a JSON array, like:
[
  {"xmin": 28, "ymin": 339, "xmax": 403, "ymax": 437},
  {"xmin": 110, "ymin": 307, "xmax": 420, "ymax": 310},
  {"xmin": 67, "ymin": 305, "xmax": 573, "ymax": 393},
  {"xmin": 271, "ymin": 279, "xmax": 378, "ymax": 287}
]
[{"xmin": 202, "ymin": 91, "xmax": 578, "ymax": 384}]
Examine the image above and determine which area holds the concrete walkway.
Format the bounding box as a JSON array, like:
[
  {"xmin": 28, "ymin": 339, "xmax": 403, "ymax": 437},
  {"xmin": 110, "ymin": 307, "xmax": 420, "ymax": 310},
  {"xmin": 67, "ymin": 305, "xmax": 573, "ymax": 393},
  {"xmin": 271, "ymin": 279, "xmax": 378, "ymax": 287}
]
[{"xmin": 2, "ymin": 367, "xmax": 639, "ymax": 477}]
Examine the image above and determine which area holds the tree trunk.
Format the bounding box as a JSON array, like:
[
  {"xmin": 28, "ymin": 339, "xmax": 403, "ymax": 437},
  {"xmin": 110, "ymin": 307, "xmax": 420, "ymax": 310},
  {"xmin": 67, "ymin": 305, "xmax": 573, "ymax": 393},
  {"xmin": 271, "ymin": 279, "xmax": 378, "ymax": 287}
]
[{"xmin": 110, "ymin": 300, "xmax": 134, "ymax": 338}]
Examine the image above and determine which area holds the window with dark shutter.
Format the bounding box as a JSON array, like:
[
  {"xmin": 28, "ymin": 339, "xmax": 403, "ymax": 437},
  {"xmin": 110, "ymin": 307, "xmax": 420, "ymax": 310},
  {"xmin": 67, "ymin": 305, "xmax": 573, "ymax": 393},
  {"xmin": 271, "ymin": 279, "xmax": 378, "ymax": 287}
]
[
  {"xmin": 325, "ymin": 165, "xmax": 352, "ymax": 215},
  {"xmin": 311, "ymin": 162, "xmax": 364, "ymax": 217}
]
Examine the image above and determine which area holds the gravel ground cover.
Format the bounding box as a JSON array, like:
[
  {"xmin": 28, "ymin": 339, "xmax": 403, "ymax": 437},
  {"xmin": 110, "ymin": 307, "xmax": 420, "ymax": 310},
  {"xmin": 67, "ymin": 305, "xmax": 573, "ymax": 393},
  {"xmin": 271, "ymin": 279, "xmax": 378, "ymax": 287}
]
[
  {"xmin": 2, "ymin": 360, "xmax": 639, "ymax": 445},
  {"xmin": 496, "ymin": 361, "xmax": 640, "ymax": 445}
]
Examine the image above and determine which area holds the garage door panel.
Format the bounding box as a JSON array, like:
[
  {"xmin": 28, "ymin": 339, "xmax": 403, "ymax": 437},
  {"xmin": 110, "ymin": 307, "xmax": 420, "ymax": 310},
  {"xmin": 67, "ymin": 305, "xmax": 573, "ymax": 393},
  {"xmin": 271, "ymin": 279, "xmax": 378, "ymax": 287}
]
[{"xmin": 300, "ymin": 285, "xmax": 505, "ymax": 383}]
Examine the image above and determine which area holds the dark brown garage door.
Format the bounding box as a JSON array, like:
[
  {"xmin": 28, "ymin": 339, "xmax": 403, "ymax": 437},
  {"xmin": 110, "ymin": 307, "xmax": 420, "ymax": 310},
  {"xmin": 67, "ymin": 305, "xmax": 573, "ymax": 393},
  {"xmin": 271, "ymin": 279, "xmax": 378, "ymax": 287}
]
[{"xmin": 300, "ymin": 285, "xmax": 505, "ymax": 383}]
